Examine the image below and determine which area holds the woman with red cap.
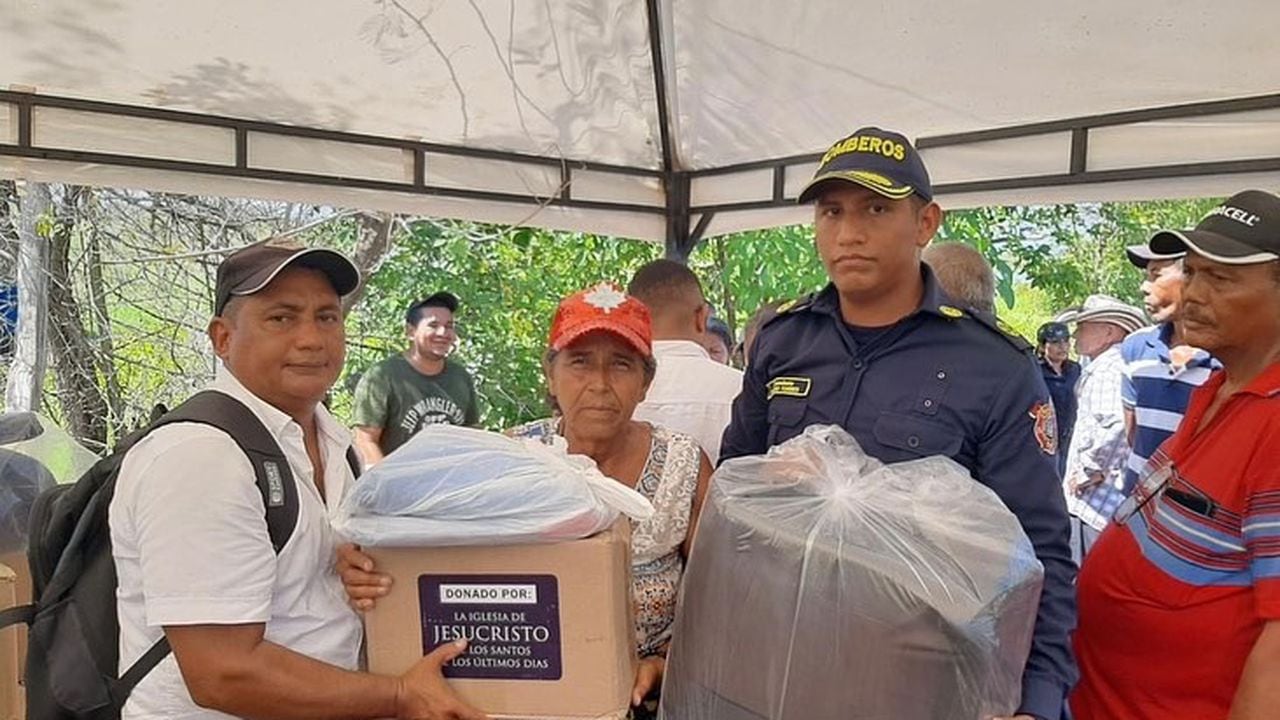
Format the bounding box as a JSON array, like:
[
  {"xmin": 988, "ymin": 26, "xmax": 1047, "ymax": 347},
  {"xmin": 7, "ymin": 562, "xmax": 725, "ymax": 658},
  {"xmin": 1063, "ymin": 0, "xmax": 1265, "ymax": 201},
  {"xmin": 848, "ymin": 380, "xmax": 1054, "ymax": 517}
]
[
  {"xmin": 338, "ymin": 283, "xmax": 712, "ymax": 712},
  {"xmin": 508, "ymin": 282, "xmax": 713, "ymax": 714}
]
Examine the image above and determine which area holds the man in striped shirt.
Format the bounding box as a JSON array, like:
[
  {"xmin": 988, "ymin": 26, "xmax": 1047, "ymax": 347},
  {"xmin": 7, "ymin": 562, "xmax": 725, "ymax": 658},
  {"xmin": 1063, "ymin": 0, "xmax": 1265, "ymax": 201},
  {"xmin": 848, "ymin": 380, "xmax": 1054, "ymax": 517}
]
[{"xmin": 1119, "ymin": 244, "xmax": 1217, "ymax": 498}]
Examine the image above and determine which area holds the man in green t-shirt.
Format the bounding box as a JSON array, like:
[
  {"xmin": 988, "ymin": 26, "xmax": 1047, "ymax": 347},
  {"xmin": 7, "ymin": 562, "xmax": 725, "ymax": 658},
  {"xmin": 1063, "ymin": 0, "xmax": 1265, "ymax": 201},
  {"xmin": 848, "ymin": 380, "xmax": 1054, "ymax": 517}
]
[{"xmin": 352, "ymin": 292, "xmax": 480, "ymax": 463}]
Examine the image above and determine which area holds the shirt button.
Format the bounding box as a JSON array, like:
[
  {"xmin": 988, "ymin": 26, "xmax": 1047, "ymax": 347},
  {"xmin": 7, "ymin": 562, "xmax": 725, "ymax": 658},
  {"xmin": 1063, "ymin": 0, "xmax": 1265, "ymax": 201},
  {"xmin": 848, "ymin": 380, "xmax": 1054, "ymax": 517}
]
[
  {"xmin": 936, "ymin": 371, "xmax": 947, "ymax": 380},
  {"xmin": 852, "ymin": 359, "xmax": 865, "ymax": 370},
  {"xmin": 907, "ymin": 436, "xmax": 921, "ymax": 448},
  {"xmin": 923, "ymin": 399, "xmax": 934, "ymax": 408}
]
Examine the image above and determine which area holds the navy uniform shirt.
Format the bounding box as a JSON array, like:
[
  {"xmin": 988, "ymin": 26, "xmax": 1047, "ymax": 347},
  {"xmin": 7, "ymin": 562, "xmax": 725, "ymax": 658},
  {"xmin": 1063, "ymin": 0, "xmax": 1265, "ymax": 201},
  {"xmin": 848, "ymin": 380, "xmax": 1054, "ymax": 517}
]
[
  {"xmin": 721, "ymin": 266, "xmax": 1077, "ymax": 720},
  {"xmin": 1039, "ymin": 357, "xmax": 1081, "ymax": 476}
]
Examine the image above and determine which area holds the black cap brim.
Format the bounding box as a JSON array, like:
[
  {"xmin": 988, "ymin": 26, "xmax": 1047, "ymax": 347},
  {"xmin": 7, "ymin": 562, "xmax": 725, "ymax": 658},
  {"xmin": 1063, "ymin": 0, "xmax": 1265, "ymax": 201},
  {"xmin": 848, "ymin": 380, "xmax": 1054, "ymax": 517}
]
[
  {"xmin": 1125, "ymin": 243, "xmax": 1184, "ymax": 269},
  {"xmin": 797, "ymin": 171, "xmax": 920, "ymax": 205},
  {"xmin": 422, "ymin": 291, "xmax": 459, "ymax": 313},
  {"xmin": 221, "ymin": 248, "xmax": 360, "ymax": 313},
  {"xmin": 1150, "ymin": 229, "xmax": 1280, "ymax": 266}
]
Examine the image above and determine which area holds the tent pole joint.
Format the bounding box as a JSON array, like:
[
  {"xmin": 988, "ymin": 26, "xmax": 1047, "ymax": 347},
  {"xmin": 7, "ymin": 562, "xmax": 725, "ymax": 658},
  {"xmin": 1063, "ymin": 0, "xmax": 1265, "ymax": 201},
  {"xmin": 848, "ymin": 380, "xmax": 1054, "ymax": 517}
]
[{"xmin": 664, "ymin": 171, "xmax": 700, "ymax": 263}]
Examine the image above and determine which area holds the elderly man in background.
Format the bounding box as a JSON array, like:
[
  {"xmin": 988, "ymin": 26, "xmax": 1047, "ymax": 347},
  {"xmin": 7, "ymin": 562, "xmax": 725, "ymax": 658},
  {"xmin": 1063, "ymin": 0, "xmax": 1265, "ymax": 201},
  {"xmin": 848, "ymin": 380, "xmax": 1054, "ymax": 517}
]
[
  {"xmin": 922, "ymin": 241, "xmax": 997, "ymax": 314},
  {"xmin": 1060, "ymin": 295, "xmax": 1146, "ymax": 560},
  {"xmin": 1118, "ymin": 243, "xmax": 1216, "ymax": 503}
]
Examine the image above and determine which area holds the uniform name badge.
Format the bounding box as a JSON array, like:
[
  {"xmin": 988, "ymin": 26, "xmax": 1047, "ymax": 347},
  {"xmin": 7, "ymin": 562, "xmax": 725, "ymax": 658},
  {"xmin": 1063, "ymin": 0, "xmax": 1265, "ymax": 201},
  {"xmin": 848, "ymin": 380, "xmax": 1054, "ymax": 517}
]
[{"xmin": 767, "ymin": 376, "xmax": 812, "ymax": 400}]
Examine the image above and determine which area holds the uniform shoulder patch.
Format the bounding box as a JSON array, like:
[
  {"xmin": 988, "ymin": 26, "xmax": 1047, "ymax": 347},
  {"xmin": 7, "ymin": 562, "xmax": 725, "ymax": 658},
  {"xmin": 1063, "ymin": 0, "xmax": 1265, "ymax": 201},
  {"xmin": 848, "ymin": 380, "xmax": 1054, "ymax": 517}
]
[
  {"xmin": 1029, "ymin": 400, "xmax": 1058, "ymax": 455},
  {"xmin": 763, "ymin": 293, "xmax": 818, "ymax": 331},
  {"xmin": 775, "ymin": 292, "xmax": 816, "ymax": 315},
  {"xmin": 966, "ymin": 309, "xmax": 1034, "ymax": 353}
]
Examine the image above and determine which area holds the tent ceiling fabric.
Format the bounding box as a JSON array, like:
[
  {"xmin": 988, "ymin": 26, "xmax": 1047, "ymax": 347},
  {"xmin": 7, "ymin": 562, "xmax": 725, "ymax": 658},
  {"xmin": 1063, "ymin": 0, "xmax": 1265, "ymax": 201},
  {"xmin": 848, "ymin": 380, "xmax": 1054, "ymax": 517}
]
[{"xmin": 2, "ymin": 0, "xmax": 1280, "ymax": 245}]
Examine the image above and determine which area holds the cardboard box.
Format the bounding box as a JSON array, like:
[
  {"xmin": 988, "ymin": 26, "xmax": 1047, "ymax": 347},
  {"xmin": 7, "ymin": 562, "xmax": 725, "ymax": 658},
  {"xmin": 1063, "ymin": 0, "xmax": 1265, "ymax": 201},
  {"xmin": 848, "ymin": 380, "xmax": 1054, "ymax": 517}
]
[
  {"xmin": 0, "ymin": 552, "xmax": 30, "ymax": 685},
  {"xmin": 1, "ymin": 563, "xmax": 24, "ymax": 720},
  {"xmin": 364, "ymin": 523, "xmax": 635, "ymax": 720}
]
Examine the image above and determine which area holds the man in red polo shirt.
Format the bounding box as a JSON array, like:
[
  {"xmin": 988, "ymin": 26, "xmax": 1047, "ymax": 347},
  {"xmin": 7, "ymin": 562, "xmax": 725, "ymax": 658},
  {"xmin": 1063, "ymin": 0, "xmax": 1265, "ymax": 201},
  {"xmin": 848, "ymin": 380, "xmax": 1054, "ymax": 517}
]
[{"xmin": 1071, "ymin": 189, "xmax": 1280, "ymax": 720}]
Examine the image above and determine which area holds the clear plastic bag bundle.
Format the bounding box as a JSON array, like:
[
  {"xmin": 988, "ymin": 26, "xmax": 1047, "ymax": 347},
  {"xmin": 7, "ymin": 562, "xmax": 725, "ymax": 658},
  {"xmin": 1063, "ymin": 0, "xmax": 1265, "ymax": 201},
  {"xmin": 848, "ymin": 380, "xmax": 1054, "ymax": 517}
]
[
  {"xmin": 661, "ymin": 425, "xmax": 1043, "ymax": 720},
  {"xmin": 336, "ymin": 424, "xmax": 653, "ymax": 547},
  {"xmin": 0, "ymin": 411, "xmax": 98, "ymax": 554}
]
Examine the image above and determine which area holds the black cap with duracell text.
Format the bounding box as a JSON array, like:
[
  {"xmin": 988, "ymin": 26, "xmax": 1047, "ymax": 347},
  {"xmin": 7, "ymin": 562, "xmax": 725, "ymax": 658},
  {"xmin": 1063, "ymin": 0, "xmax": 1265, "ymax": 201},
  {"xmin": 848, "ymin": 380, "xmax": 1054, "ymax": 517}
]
[
  {"xmin": 215, "ymin": 238, "xmax": 361, "ymax": 314},
  {"xmin": 1149, "ymin": 190, "xmax": 1280, "ymax": 265},
  {"xmin": 798, "ymin": 126, "xmax": 933, "ymax": 204}
]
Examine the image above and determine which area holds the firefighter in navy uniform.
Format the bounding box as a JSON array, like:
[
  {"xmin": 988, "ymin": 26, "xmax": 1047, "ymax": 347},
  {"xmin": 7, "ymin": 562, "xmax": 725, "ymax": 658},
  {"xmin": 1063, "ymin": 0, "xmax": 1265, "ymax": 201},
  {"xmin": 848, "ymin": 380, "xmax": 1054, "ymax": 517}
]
[{"xmin": 720, "ymin": 127, "xmax": 1076, "ymax": 720}]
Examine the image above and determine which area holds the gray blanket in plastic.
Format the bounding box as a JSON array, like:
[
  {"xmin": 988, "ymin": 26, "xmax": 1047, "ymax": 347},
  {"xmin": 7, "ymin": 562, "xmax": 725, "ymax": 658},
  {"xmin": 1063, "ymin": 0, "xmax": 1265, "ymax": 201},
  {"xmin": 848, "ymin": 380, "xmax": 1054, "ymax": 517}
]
[{"xmin": 660, "ymin": 425, "xmax": 1043, "ymax": 720}]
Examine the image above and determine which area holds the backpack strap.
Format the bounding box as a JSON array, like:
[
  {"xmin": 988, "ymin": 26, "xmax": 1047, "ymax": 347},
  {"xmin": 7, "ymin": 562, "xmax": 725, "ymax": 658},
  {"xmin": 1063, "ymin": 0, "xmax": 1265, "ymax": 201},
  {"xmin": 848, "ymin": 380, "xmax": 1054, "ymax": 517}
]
[
  {"xmin": 156, "ymin": 390, "xmax": 299, "ymax": 554},
  {"xmin": 110, "ymin": 636, "xmax": 174, "ymax": 711},
  {"xmin": 346, "ymin": 445, "xmax": 362, "ymax": 480},
  {"xmin": 0, "ymin": 603, "xmax": 34, "ymax": 630}
]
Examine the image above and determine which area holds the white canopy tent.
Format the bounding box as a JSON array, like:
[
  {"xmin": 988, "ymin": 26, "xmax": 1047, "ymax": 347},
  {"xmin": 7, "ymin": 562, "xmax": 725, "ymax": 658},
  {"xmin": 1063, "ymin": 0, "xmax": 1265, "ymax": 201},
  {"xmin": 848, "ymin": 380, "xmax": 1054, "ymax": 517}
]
[{"xmin": 2, "ymin": 0, "xmax": 1279, "ymax": 258}]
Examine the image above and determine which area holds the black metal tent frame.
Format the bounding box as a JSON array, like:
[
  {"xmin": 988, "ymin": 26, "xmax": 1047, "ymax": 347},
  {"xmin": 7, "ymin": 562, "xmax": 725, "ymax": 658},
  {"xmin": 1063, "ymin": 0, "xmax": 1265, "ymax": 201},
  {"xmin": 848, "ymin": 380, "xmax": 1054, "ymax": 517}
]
[{"xmin": 3, "ymin": 3, "xmax": 1278, "ymax": 261}]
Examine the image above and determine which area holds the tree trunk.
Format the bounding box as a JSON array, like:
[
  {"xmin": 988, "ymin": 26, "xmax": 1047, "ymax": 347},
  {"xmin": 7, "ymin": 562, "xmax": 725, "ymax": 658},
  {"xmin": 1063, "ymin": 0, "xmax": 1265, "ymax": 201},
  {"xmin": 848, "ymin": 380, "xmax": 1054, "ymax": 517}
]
[
  {"xmin": 0, "ymin": 180, "xmax": 16, "ymax": 277},
  {"xmin": 713, "ymin": 237, "xmax": 737, "ymax": 331},
  {"xmin": 4, "ymin": 181, "xmax": 51, "ymax": 412},
  {"xmin": 85, "ymin": 199, "xmax": 124, "ymax": 435},
  {"xmin": 47, "ymin": 185, "xmax": 110, "ymax": 450},
  {"xmin": 342, "ymin": 211, "xmax": 395, "ymax": 312},
  {"xmin": 0, "ymin": 181, "xmax": 16, "ymax": 358}
]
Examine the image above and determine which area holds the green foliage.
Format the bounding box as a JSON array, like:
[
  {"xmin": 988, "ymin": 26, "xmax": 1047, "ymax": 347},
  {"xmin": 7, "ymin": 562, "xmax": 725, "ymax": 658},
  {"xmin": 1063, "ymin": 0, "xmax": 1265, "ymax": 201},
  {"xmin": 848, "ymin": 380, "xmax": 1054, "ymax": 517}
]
[
  {"xmin": 331, "ymin": 196, "xmax": 1218, "ymax": 435},
  {"xmin": 689, "ymin": 226, "xmax": 828, "ymax": 338},
  {"xmin": 941, "ymin": 198, "xmax": 1221, "ymax": 313},
  {"xmin": 9, "ymin": 186, "xmax": 1220, "ymax": 451},
  {"xmin": 995, "ymin": 284, "xmax": 1056, "ymax": 342},
  {"xmin": 339, "ymin": 221, "xmax": 659, "ymax": 430},
  {"xmin": 335, "ymin": 221, "xmax": 824, "ymax": 431}
]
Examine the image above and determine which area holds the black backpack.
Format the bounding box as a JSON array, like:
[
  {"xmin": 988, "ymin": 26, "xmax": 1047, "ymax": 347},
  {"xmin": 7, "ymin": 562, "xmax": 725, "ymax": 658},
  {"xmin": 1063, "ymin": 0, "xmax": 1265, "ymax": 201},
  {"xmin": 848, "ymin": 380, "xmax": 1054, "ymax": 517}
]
[{"xmin": 0, "ymin": 390, "xmax": 359, "ymax": 720}]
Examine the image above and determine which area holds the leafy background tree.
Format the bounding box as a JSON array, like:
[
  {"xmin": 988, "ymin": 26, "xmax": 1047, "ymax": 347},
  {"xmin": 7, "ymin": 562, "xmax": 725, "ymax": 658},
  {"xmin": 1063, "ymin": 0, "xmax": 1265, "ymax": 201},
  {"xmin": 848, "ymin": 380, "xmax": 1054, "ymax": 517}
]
[
  {"xmin": 0, "ymin": 181, "xmax": 1222, "ymax": 448},
  {"xmin": 343, "ymin": 221, "xmax": 661, "ymax": 428},
  {"xmin": 937, "ymin": 199, "xmax": 1221, "ymax": 314}
]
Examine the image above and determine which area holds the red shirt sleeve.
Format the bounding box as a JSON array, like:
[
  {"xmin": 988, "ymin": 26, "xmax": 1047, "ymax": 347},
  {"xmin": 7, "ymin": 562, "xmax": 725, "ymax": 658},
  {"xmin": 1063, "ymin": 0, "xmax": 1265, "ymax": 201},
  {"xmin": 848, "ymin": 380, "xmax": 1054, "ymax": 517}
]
[{"xmin": 1244, "ymin": 429, "xmax": 1280, "ymax": 619}]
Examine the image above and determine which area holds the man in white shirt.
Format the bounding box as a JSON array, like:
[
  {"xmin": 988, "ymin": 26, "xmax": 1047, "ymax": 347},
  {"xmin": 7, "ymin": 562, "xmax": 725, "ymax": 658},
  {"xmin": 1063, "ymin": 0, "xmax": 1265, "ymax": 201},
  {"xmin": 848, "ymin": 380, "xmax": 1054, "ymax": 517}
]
[
  {"xmin": 110, "ymin": 238, "xmax": 483, "ymax": 720},
  {"xmin": 1059, "ymin": 294, "xmax": 1146, "ymax": 562},
  {"xmin": 627, "ymin": 260, "xmax": 743, "ymax": 463}
]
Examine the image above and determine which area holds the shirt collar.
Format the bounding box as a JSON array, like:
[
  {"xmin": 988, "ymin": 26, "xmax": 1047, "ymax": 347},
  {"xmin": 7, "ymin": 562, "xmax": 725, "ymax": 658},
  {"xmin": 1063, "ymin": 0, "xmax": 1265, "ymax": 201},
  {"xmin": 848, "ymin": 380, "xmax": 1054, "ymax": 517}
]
[
  {"xmin": 1190, "ymin": 361, "xmax": 1280, "ymax": 403},
  {"xmin": 810, "ymin": 284, "xmax": 841, "ymax": 315},
  {"xmin": 1086, "ymin": 344, "xmax": 1124, "ymax": 371},
  {"xmin": 1242, "ymin": 361, "xmax": 1280, "ymax": 398},
  {"xmin": 651, "ymin": 339, "xmax": 712, "ymax": 360},
  {"xmin": 1141, "ymin": 323, "xmax": 1173, "ymax": 362},
  {"xmin": 1039, "ymin": 356, "xmax": 1075, "ymax": 376},
  {"xmin": 212, "ymin": 364, "xmax": 346, "ymax": 442},
  {"xmin": 1151, "ymin": 322, "xmax": 1218, "ymax": 369},
  {"xmin": 915, "ymin": 263, "xmax": 957, "ymax": 318},
  {"xmin": 809, "ymin": 265, "xmax": 952, "ymax": 321}
]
